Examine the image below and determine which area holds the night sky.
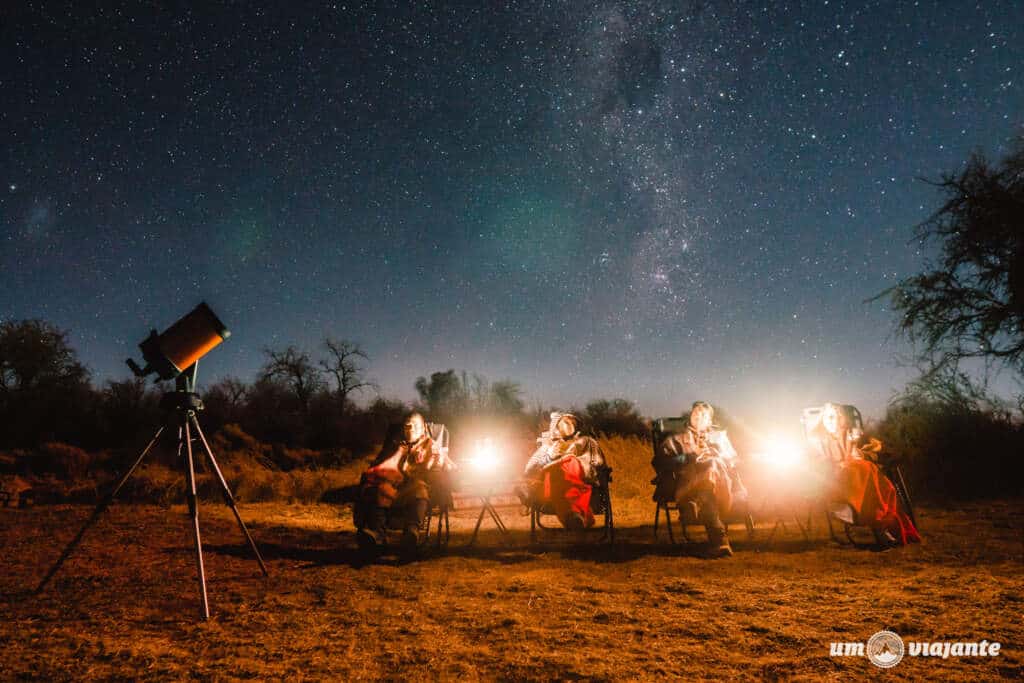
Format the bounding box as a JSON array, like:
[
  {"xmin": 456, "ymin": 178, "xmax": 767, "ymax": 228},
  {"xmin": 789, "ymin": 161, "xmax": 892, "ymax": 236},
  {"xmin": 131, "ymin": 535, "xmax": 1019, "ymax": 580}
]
[{"xmin": 3, "ymin": 1, "xmax": 1022, "ymax": 427}]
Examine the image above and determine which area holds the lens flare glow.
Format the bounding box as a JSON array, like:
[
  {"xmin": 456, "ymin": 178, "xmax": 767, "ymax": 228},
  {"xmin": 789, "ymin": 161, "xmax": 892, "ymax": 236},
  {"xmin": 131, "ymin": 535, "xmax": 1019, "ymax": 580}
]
[
  {"xmin": 752, "ymin": 436, "xmax": 806, "ymax": 471},
  {"xmin": 466, "ymin": 438, "xmax": 500, "ymax": 472}
]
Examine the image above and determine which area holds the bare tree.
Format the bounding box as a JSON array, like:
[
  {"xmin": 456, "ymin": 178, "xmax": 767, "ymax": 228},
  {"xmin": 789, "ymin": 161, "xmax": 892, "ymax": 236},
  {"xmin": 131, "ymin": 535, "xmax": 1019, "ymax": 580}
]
[
  {"xmin": 319, "ymin": 338, "xmax": 376, "ymax": 407},
  {"xmin": 259, "ymin": 346, "xmax": 324, "ymax": 413},
  {"xmin": 215, "ymin": 376, "xmax": 249, "ymax": 407},
  {"xmin": 202, "ymin": 376, "xmax": 250, "ymax": 423}
]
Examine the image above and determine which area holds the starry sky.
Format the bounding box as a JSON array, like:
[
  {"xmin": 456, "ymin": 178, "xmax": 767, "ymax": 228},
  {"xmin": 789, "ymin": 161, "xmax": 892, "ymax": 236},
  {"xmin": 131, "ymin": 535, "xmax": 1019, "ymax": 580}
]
[{"xmin": 2, "ymin": 1, "xmax": 1022, "ymax": 427}]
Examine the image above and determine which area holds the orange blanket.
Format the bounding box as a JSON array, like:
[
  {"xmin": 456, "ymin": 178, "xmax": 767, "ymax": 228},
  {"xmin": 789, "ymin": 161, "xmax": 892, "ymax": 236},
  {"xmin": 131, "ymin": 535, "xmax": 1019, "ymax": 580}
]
[{"xmin": 834, "ymin": 460, "xmax": 920, "ymax": 545}]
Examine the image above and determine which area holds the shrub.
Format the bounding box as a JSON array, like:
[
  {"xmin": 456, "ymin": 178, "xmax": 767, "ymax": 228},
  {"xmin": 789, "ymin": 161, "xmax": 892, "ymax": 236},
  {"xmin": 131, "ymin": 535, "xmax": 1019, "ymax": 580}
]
[
  {"xmin": 120, "ymin": 464, "xmax": 182, "ymax": 506},
  {"xmin": 33, "ymin": 442, "xmax": 92, "ymax": 479},
  {"xmin": 209, "ymin": 423, "xmax": 274, "ymax": 466},
  {"xmin": 583, "ymin": 399, "xmax": 648, "ymax": 438},
  {"xmin": 876, "ymin": 402, "xmax": 1024, "ymax": 501}
]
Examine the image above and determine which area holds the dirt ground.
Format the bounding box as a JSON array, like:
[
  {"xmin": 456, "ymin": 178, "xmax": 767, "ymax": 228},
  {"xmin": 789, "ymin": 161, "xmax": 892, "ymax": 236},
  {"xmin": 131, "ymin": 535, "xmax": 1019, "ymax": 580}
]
[{"xmin": 1, "ymin": 499, "xmax": 1021, "ymax": 681}]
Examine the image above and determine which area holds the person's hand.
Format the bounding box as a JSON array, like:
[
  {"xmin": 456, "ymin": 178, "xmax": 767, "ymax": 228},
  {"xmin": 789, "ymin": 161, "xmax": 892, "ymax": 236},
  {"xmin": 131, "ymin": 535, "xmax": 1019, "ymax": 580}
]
[{"xmin": 542, "ymin": 456, "xmax": 567, "ymax": 471}]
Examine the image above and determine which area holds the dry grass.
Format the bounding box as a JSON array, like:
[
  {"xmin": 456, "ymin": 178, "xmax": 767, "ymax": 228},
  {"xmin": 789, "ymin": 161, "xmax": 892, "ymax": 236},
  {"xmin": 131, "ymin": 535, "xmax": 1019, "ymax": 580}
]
[
  {"xmin": 0, "ymin": 436, "xmax": 1021, "ymax": 681},
  {"xmin": 1, "ymin": 500, "xmax": 1021, "ymax": 680},
  {"xmin": 600, "ymin": 434, "xmax": 657, "ymax": 519}
]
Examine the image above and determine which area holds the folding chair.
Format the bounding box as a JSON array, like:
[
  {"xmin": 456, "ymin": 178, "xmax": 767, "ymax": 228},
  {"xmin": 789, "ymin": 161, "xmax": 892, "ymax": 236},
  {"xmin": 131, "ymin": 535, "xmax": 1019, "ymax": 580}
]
[
  {"xmin": 650, "ymin": 417, "xmax": 755, "ymax": 545},
  {"xmin": 419, "ymin": 422, "xmax": 452, "ymax": 548},
  {"xmin": 651, "ymin": 417, "xmax": 687, "ymax": 542}
]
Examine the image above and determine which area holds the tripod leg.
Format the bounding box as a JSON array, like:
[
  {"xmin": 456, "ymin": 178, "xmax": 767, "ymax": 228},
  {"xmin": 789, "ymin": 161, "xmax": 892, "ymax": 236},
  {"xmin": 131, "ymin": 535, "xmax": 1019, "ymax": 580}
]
[
  {"xmin": 36, "ymin": 426, "xmax": 166, "ymax": 594},
  {"xmin": 183, "ymin": 419, "xmax": 210, "ymax": 620},
  {"xmin": 189, "ymin": 415, "xmax": 268, "ymax": 576}
]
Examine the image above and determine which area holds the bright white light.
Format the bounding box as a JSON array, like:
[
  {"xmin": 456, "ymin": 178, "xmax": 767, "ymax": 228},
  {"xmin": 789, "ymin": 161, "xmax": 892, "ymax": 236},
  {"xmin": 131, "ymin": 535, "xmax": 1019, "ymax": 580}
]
[
  {"xmin": 752, "ymin": 437, "xmax": 806, "ymax": 471},
  {"xmin": 466, "ymin": 438, "xmax": 500, "ymax": 472}
]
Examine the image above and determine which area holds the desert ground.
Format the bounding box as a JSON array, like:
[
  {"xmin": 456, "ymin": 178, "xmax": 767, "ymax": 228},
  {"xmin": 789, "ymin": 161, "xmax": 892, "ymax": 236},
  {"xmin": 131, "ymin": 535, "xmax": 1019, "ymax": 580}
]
[{"xmin": 1, "ymin": 492, "xmax": 1021, "ymax": 681}]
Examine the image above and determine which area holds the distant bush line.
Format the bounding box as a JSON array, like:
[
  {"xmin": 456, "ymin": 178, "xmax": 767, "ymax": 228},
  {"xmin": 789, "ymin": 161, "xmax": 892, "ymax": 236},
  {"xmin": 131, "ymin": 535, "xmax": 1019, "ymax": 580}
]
[{"xmin": 1, "ymin": 319, "xmax": 1021, "ymax": 503}]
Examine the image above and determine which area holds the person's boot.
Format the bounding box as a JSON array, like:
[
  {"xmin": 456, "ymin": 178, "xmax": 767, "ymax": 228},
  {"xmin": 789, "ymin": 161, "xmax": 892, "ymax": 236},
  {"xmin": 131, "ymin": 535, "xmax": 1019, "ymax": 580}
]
[
  {"xmin": 872, "ymin": 527, "xmax": 897, "ymax": 550},
  {"xmin": 515, "ymin": 482, "xmax": 540, "ymax": 516},
  {"xmin": 829, "ymin": 503, "xmax": 855, "ymax": 526},
  {"xmin": 708, "ymin": 528, "xmax": 733, "ymax": 558},
  {"xmin": 514, "ymin": 483, "xmax": 530, "ymax": 505},
  {"xmin": 400, "ymin": 500, "xmax": 428, "ymax": 555},
  {"xmin": 400, "ymin": 525, "xmax": 419, "ymax": 555},
  {"xmin": 513, "ymin": 483, "xmax": 533, "ymax": 515},
  {"xmin": 356, "ymin": 527, "xmax": 380, "ymax": 553},
  {"xmin": 357, "ymin": 506, "xmax": 388, "ymax": 554},
  {"xmin": 564, "ymin": 512, "xmax": 585, "ymax": 530}
]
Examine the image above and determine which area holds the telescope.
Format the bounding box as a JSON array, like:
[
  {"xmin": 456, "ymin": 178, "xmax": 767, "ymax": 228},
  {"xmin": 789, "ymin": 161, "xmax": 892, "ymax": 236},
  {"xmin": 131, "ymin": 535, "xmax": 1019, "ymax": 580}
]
[
  {"xmin": 126, "ymin": 302, "xmax": 230, "ymax": 381},
  {"xmin": 38, "ymin": 301, "xmax": 266, "ymax": 620}
]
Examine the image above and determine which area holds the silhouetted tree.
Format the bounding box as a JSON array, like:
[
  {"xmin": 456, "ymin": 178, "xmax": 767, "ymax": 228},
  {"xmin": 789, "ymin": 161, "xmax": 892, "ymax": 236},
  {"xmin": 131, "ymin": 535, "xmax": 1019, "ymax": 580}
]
[
  {"xmin": 414, "ymin": 370, "xmax": 527, "ymax": 424},
  {"xmin": 877, "ymin": 140, "xmax": 1024, "ymax": 380},
  {"xmin": 258, "ymin": 345, "xmax": 324, "ymax": 414},
  {"xmin": 414, "ymin": 369, "xmax": 468, "ymax": 421},
  {"xmin": 584, "ymin": 398, "xmax": 647, "ymax": 437},
  {"xmin": 202, "ymin": 376, "xmax": 250, "ymax": 432},
  {"xmin": 488, "ymin": 380, "xmax": 525, "ymax": 415},
  {"xmin": 243, "ymin": 376, "xmax": 307, "ymax": 445},
  {"xmin": 0, "ymin": 320, "xmax": 89, "ymax": 394},
  {"xmin": 95, "ymin": 377, "xmax": 163, "ymax": 447},
  {"xmin": 894, "ymin": 365, "xmax": 1011, "ymax": 416},
  {"xmin": 319, "ymin": 338, "xmax": 376, "ymax": 408},
  {"xmin": 0, "ymin": 320, "xmax": 92, "ymax": 446},
  {"xmin": 337, "ymin": 397, "xmax": 410, "ymax": 456}
]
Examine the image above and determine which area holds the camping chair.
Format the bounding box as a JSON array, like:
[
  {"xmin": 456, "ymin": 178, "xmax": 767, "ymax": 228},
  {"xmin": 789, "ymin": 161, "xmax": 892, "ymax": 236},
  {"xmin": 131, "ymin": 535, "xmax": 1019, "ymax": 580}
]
[
  {"xmin": 420, "ymin": 422, "xmax": 452, "ymax": 548},
  {"xmin": 650, "ymin": 417, "xmax": 755, "ymax": 545},
  {"xmin": 651, "ymin": 417, "xmax": 687, "ymax": 543},
  {"xmin": 801, "ymin": 405, "xmax": 917, "ymax": 546},
  {"xmin": 529, "ymin": 462, "xmax": 614, "ymax": 545}
]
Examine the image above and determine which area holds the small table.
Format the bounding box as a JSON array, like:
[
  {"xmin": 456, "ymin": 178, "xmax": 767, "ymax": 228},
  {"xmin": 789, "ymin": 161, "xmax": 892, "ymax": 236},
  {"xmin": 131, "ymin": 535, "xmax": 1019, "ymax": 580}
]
[
  {"xmin": 468, "ymin": 491, "xmax": 509, "ymax": 544},
  {"xmin": 759, "ymin": 496, "xmax": 813, "ymax": 546},
  {"xmin": 464, "ymin": 483, "xmax": 518, "ymax": 546}
]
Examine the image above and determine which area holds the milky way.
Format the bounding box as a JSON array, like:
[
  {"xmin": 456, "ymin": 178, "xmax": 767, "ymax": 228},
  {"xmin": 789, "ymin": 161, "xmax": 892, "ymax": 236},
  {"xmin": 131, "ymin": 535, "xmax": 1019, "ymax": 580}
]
[{"xmin": 1, "ymin": 1, "xmax": 1021, "ymax": 424}]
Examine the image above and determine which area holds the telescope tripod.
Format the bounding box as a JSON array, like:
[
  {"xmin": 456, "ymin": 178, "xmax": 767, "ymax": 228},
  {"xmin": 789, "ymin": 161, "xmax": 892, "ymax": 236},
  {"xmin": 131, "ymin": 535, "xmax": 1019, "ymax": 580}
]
[{"xmin": 36, "ymin": 373, "xmax": 268, "ymax": 620}]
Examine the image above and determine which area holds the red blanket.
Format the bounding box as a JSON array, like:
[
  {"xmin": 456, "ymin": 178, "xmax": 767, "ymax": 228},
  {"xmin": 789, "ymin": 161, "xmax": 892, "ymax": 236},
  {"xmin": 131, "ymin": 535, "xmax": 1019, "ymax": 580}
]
[{"xmin": 543, "ymin": 457, "xmax": 594, "ymax": 528}]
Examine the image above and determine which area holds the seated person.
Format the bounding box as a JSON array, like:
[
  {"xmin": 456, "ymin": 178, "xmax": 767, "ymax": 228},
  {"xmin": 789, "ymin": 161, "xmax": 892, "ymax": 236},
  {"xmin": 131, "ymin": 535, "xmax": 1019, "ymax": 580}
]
[
  {"xmin": 653, "ymin": 401, "xmax": 747, "ymax": 557},
  {"xmin": 807, "ymin": 402, "xmax": 919, "ymax": 547},
  {"xmin": 519, "ymin": 412, "xmax": 605, "ymax": 530},
  {"xmin": 354, "ymin": 412, "xmax": 454, "ymax": 553}
]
